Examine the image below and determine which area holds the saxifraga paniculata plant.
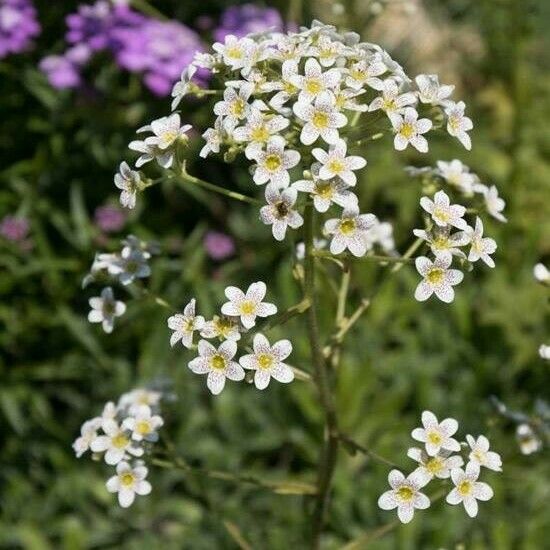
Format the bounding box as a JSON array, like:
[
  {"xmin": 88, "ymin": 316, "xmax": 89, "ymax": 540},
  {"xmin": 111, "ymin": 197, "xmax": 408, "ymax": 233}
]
[{"xmin": 77, "ymin": 20, "xmax": 506, "ymax": 547}]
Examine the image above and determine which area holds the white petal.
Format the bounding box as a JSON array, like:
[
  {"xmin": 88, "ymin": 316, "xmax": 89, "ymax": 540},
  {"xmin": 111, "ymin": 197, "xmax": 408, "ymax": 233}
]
[{"xmin": 207, "ymin": 371, "xmax": 226, "ymax": 395}]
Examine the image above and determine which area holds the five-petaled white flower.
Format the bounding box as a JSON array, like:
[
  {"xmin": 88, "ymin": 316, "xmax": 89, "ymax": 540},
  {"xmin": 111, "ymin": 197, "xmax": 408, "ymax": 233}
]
[
  {"xmin": 167, "ymin": 298, "xmax": 205, "ymax": 348},
  {"xmin": 259, "ymin": 185, "xmax": 304, "ymax": 241},
  {"xmin": 289, "ymin": 57, "xmax": 341, "ymax": 103},
  {"xmin": 293, "ymin": 91, "xmax": 347, "ymax": 145},
  {"xmin": 445, "ymin": 100, "xmax": 473, "ymax": 150},
  {"xmin": 437, "ymin": 159, "xmax": 476, "ymax": 194},
  {"xmin": 324, "ymin": 207, "xmax": 376, "ymax": 257},
  {"xmin": 346, "ymin": 56, "xmax": 386, "ymax": 90},
  {"xmin": 109, "ymin": 247, "xmax": 151, "ymax": 286},
  {"xmin": 200, "ymin": 118, "xmax": 224, "ymax": 158},
  {"xmin": 478, "ymin": 184, "xmax": 507, "ymax": 223},
  {"xmin": 73, "ymin": 418, "xmax": 101, "ymax": 457},
  {"xmin": 413, "ymin": 228, "xmax": 469, "ymax": 262},
  {"xmin": 378, "ymin": 469, "xmax": 430, "ymax": 524},
  {"xmin": 114, "ymin": 161, "xmax": 141, "ymax": 209},
  {"xmin": 90, "ymin": 418, "xmax": 143, "ymax": 465},
  {"xmin": 106, "ymin": 461, "xmax": 152, "ymax": 508},
  {"xmin": 251, "ymin": 136, "xmax": 300, "ymax": 187},
  {"xmin": 212, "ymin": 35, "xmax": 256, "ymax": 71},
  {"xmin": 411, "ymin": 410, "xmax": 461, "ymax": 456},
  {"xmin": 201, "ymin": 315, "xmax": 241, "ymax": 341},
  {"xmin": 221, "ymin": 281, "xmax": 277, "ymax": 329},
  {"xmin": 407, "ymin": 447, "xmax": 464, "ymax": 483},
  {"xmin": 122, "ymin": 405, "xmax": 164, "ymax": 443},
  {"xmin": 466, "ymin": 435, "xmax": 502, "ymax": 472},
  {"xmin": 144, "ymin": 114, "xmax": 191, "ymax": 151},
  {"xmin": 293, "ymin": 176, "xmax": 357, "ymax": 213},
  {"xmin": 415, "ymin": 74, "xmax": 454, "ymax": 106},
  {"xmin": 213, "ymin": 83, "xmax": 253, "ymax": 130},
  {"xmin": 118, "ymin": 388, "xmax": 162, "ymax": 414},
  {"xmin": 460, "ymin": 217, "xmax": 497, "ymax": 267},
  {"xmin": 420, "ymin": 190, "xmax": 468, "ymax": 230},
  {"xmin": 88, "ymin": 287, "xmax": 126, "ymax": 334},
  {"xmin": 188, "ymin": 340, "xmax": 245, "ymax": 395},
  {"xmin": 312, "ymin": 139, "xmax": 367, "ymax": 185},
  {"xmin": 446, "ymin": 462, "xmax": 494, "ymax": 517},
  {"xmin": 369, "ymin": 79, "xmax": 416, "ymax": 116},
  {"xmin": 414, "ymin": 256, "xmax": 464, "ymax": 303},
  {"xmin": 239, "ymin": 333, "xmax": 294, "ymax": 390},
  {"xmin": 391, "ymin": 107, "xmax": 432, "ymax": 153},
  {"xmin": 171, "ymin": 64, "xmax": 197, "ymax": 110}
]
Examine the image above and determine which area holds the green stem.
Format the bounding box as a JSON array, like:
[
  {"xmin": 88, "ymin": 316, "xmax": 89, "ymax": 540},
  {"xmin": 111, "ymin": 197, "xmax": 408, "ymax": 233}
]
[
  {"xmin": 313, "ymin": 250, "xmax": 413, "ymax": 264},
  {"xmin": 304, "ymin": 203, "xmax": 340, "ymax": 548}
]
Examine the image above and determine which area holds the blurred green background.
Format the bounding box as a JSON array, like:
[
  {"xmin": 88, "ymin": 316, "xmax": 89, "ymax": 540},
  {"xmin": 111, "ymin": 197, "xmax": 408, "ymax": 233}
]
[{"xmin": 1, "ymin": 0, "xmax": 549, "ymax": 548}]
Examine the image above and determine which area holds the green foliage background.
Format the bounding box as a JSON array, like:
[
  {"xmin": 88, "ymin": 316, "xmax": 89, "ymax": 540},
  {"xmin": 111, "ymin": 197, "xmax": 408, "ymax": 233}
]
[{"xmin": 0, "ymin": 0, "xmax": 549, "ymax": 548}]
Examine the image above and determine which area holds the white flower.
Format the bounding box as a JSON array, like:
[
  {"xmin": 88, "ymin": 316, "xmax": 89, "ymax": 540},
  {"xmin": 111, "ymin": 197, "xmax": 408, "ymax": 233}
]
[
  {"xmin": 445, "ymin": 100, "xmax": 473, "ymax": 150},
  {"xmin": 188, "ymin": 340, "xmax": 244, "ymax": 395},
  {"xmin": 212, "ymin": 35, "xmax": 256, "ymax": 71},
  {"xmin": 128, "ymin": 136, "xmax": 170, "ymax": 169},
  {"xmin": 415, "ymin": 74, "xmax": 454, "ymax": 106},
  {"xmin": 213, "ymin": 84, "xmax": 253, "ymax": 131},
  {"xmin": 312, "ymin": 139, "xmax": 367, "ymax": 185},
  {"xmin": 171, "ymin": 64, "xmax": 197, "ymax": 110},
  {"xmin": 101, "ymin": 401, "xmax": 118, "ymax": 421},
  {"xmin": 122, "ymin": 405, "xmax": 164, "ymax": 442},
  {"xmin": 200, "ymin": 118, "xmax": 224, "ymax": 158},
  {"xmin": 118, "ymin": 388, "xmax": 162, "ymax": 414},
  {"xmin": 233, "ymin": 110, "xmax": 289, "ymax": 159},
  {"xmin": 365, "ymin": 220, "xmax": 396, "ymax": 253},
  {"xmin": 144, "ymin": 114, "xmax": 191, "ymax": 150},
  {"xmin": 90, "ymin": 419, "xmax": 143, "ymax": 465},
  {"xmin": 407, "ymin": 447, "xmax": 464, "ymax": 483},
  {"xmin": 534, "ymin": 263, "xmax": 550, "ymax": 283},
  {"xmin": 413, "ymin": 228, "xmax": 469, "ymax": 262},
  {"xmin": 391, "ymin": 107, "xmax": 432, "ymax": 153},
  {"xmin": 73, "ymin": 418, "xmax": 101, "ymax": 458},
  {"xmin": 269, "ymin": 61, "xmax": 300, "ymax": 111},
  {"xmin": 114, "ymin": 161, "xmax": 140, "ymax": 209},
  {"xmin": 260, "ymin": 185, "xmax": 304, "ymax": 241},
  {"xmin": 411, "ymin": 410, "xmax": 461, "ymax": 456},
  {"xmin": 479, "ymin": 185, "xmax": 507, "ymax": 223},
  {"xmin": 289, "ymin": 57, "xmax": 341, "ymax": 103},
  {"xmin": 167, "ymin": 298, "xmax": 205, "ymax": 348},
  {"xmin": 251, "ymin": 136, "xmax": 300, "ymax": 187},
  {"xmin": 414, "ymin": 256, "xmax": 464, "ymax": 303},
  {"xmin": 516, "ymin": 423, "xmax": 542, "ymax": 455},
  {"xmin": 446, "ymin": 462, "xmax": 494, "ymax": 518},
  {"xmin": 436, "ymin": 160, "xmax": 476, "ymax": 194},
  {"xmin": 378, "ymin": 469, "xmax": 430, "ymax": 524},
  {"xmin": 466, "ymin": 435, "xmax": 502, "ymax": 472},
  {"xmin": 293, "ymin": 176, "xmax": 357, "ymax": 213},
  {"xmin": 308, "ymin": 34, "xmax": 344, "ymax": 67},
  {"xmin": 369, "ymin": 79, "xmax": 416, "ymax": 115},
  {"xmin": 239, "ymin": 333, "xmax": 294, "ymax": 390},
  {"xmin": 106, "ymin": 461, "xmax": 152, "ymax": 508},
  {"xmin": 420, "ymin": 190, "xmax": 468, "ymax": 230},
  {"xmin": 346, "ymin": 56, "xmax": 386, "ymax": 90},
  {"xmin": 221, "ymin": 281, "xmax": 277, "ymax": 329},
  {"xmin": 461, "ymin": 217, "xmax": 497, "ymax": 267},
  {"xmin": 200, "ymin": 315, "xmax": 241, "ymax": 341},
  {"xmin": 333, "ymin": 88, "xmax": 368, "ymax": 112},
  {"xmin": 88, "ymin": 287, "xmax": 126, "ymax": 334},
  {"xmin": 324, "ymin": 206, "xmax": 376, "ymax": 257},
  {"xmin": 293, "ymin": 91, "xmax": 347, "ymax": 145},
  {"xmin": 108, "ymin": 247, "xmax": 151, "ymax": 286},
  {"xmin": 539, "ymin": 344, "xmax": 550, "ymax": 360}
]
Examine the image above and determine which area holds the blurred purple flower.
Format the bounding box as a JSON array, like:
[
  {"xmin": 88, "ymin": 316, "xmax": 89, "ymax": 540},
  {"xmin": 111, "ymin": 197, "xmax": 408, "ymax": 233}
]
[
  {"xmin": 0, "ymin": 0, "xmax": 40, "ymax": 58},
  {"xmin": 94, "ymin": 204, "xmax": 126, "ymax": 233},
  {"xmin": 204, "ymin": 231, "xmax": 235, "ymax": 261},
  {"xmin": 40, "ymin": 44, "xmax": 92, "ymax": 88},
  {"xmin": 214, "ymin": 4, "xmax": 285, "ymax": 42},
  {"xmin": 0, "ymin": 215, "xmax": 29, "ymax": 242}
]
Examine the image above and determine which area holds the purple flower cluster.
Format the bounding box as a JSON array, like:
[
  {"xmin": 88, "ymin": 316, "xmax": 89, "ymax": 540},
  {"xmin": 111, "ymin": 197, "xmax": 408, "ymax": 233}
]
[
  {"xmin": 94, "ymin": 204, "xmax": 126, "ymax": 233},
  {"xmin": 214, "ymin": 4, "xmax": 286, "ymax": 42},
  {"xmin": 40, "ymin": 0, "xmax": 204, "ymax": 96},
  {"xmin": 0, "ymin": 215, "xmax": 31, "ymax": 250},
  {"xmin": 0, "ymin": 0, "xmax": 40, "ymax": 59},
  {"xmin": 204, "ymin": 231, "xmax": 235, "ymax": 261}
]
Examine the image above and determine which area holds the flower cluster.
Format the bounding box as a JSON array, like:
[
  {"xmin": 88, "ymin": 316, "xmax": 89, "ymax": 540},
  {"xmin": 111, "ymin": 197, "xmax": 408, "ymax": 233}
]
[
  {"xmin": 168, "ymin": 282, "xmax": 295, "ymax": 394},
  {"xmin": 0, "ymin": 214, "xmax": 31, "ymax": 249},
  {"xmin": 73, "ymin": 387, "xmax": 163, "ymax": 507},
  {"xmin": 0, "ymin": 0, "xmax": 40, "ymax": 59},
  {"xmin": 378, "ymin": 411, "xmax": 502, "ymax": 523},
  {"xmin": 40, "ymin": 0, "xmax": 204, "ymax": 96},
  {"xmin": 408, "ymin": 160, "xmax": 506, "ymax": 303},
  {"xmin": 83, "ymin": 234, "xmax": 158, "ymax": 332}
]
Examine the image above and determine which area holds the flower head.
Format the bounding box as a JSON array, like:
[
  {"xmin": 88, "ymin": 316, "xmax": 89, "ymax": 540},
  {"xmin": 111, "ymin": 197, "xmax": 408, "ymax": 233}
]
[
  {"xmin": 90, "ymin": 418, "xmax": 143, "ymax": 465},
  {"xmin": 88, "ymin": 287, "xmax": 126, "ymax": 333},
  {"xmin": 407, "ymin": 447, "xmax": 464, "ymax": 483},
  {"xmin": 420, "ymin": 190, "xmax": 468, "ymax": 230},
  {"xmin": 461, "ymin": 217, "xmax": 497, "ymax": 268},
  {"xmin": 259, "ymin": 185, "xmax": 304, "ymax": 241},
  {"xmin": 106, "ymin": 461, "xmax": 152, "ymax": 508},
  {"xmin": 312, "ymin": 139, "xmax": 366, "ymax": 186},
  {"xmin": 167, "ymin": 298, "xmax": 205, "ymax": 348},
  {"xmin": 466, "ymin": 435, "xmax": 502, "ymax": 472},
  {"xmin": 200, "ymin": 315, "xmax": 241, "ymax": 341},
  {"xmin": 415, "ymin": 74, "xmax": 454, "ymax": 106},
  {"xmin": 114, "ymin": 161, "xmax": 141, "ymax": 209},
  {"xmin": 251, "ymin": 136, "xmax": 300, "ymax": 187},
  {"xmin": 445, "ymin": 100, "xmax": 473, "ymax": 150},
  {"xmin": 414, "ymin": 256, "xmax": 464, "ymax": 303},
  {"xmin": 293, "ymin": 175, "xmax": 357, "ymax": 213},
  {"xmin": 221, "ymin": 281, "xmax": 277, "ymax": 329},
  {"xmin": 411, "ymin": 410, "xmax": 461, "ymax": 456},
  {"xmin": 122, "ymin": 405, "xmax": 164, "ymax": 442},
  {"xmin": 446, "ymin": 462, "xmax": 494, "ymax": 517},
  {"xmin": 73, "ymin": 418, "xmax": 102, "ymax": 457},
  {"xmin": 369, "ymin": 79, "xmax": 416, "ymax": 116},
  {"xmin": 391, "ymin": 107, "xmax": 432, "ymax": 153},
  {"xmin": 324, "ymin": 207, "xmax": 376, "ymax": 257}
]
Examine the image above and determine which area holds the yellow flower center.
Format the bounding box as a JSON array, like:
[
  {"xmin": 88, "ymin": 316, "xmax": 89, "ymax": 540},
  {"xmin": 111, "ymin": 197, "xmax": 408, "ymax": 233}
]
[
  {"xmin": 264, "ymin": 154, "xmax": 282, "ymax": 171},
  {"xmin": 433, "ymin": 208, "xmax": 450, "ymax": 222},
  {"xmin": 120, "ymin": 472, "xmax": 135, "ymax": 487},
  {"xmin": 472, "ymin": 239, "xmax": 483, "ymax": 254},
  {"xmin": 397, "ymin": 486, "xmax": 414, "ymax": 501},
  {"xmin": 327, "ymin": 159, "xmax": 345, "ymax": 174},
  {"xmin": 160, "ymin": 130, "xmax": 178, "ymax": 147},
  {"xmin": 350, "ymin": 68, "xmax": 365, "ymax": 81},
  {"xmin": 448, "ymin": 116, "xmax": 460, "ymax": 132},
  {"xmin": 305, "ymin": 78, "xmax": 323, "ymax": 95},
  {"xmin": 472, "ymin": 450, "xmax": 485, "ymax": 463},
  {"xmin": 136, "ymin": 420, "xmax": 151, "ymax": 435},
  {"xmin": 433, "ymin": 236, "xmax": 450, "ymax": 250},
  {"xmin": 214, "ymin": 317, "xmax": 234, "ymax": 338},
  {"xmin": 257, "ymin": 353, "xmax": 273, "ymax": 370},
  {"xmin": 426, "ymin": 268, "xmax": 445, "ymax": 285},
  {"xmin": 399, "ymin": 122, "xmax": 415, "ymax": 139},
  {"xmin": 283, "ymin": 81, "xmax": 298, "ymax": 94},
  {"xmin": 426, "ymin": 457, "xmax": 443, "ymax": 475},
  {"xmin": 250, "ymin": 126, "xmax": 270, "ymax": 142},
  {"xmin": 112, "ymin": 433, "xmax": 129, "ymax": 449},
  {"xmin": 211, "ymin": 354, "xmax": 226, "ymax": 370},
  {"xmin": 458, "ymin": 480, "xmax": 472, "ymax": 496},
  {"xmin": 226, "ymin": 46, "xmax": 243, "ymax": 60},
  {"xmin": 312, "ymin": 111, "xmax": 329, "ymax": 129},
  {"xmin": 339, "ymin": 219, "xmax": 356, "ymax": 235},
  {"xmin": 382, "ymin": 98, "xmax": 396, "ymax": 111},
  {"xmin": 427, "ymin": 430, "xmax": 443, "ymax": 445},
  {"xmin": 239, "ymin": 300, "xmax": 256, "ymax": 315},
  {"xmin": 231, "ymin": 99, "xmax": 246, "ymax": 118},
  {"xmin": 316, "ymin": 182, "xmax": 334, "ymax": 199}
]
